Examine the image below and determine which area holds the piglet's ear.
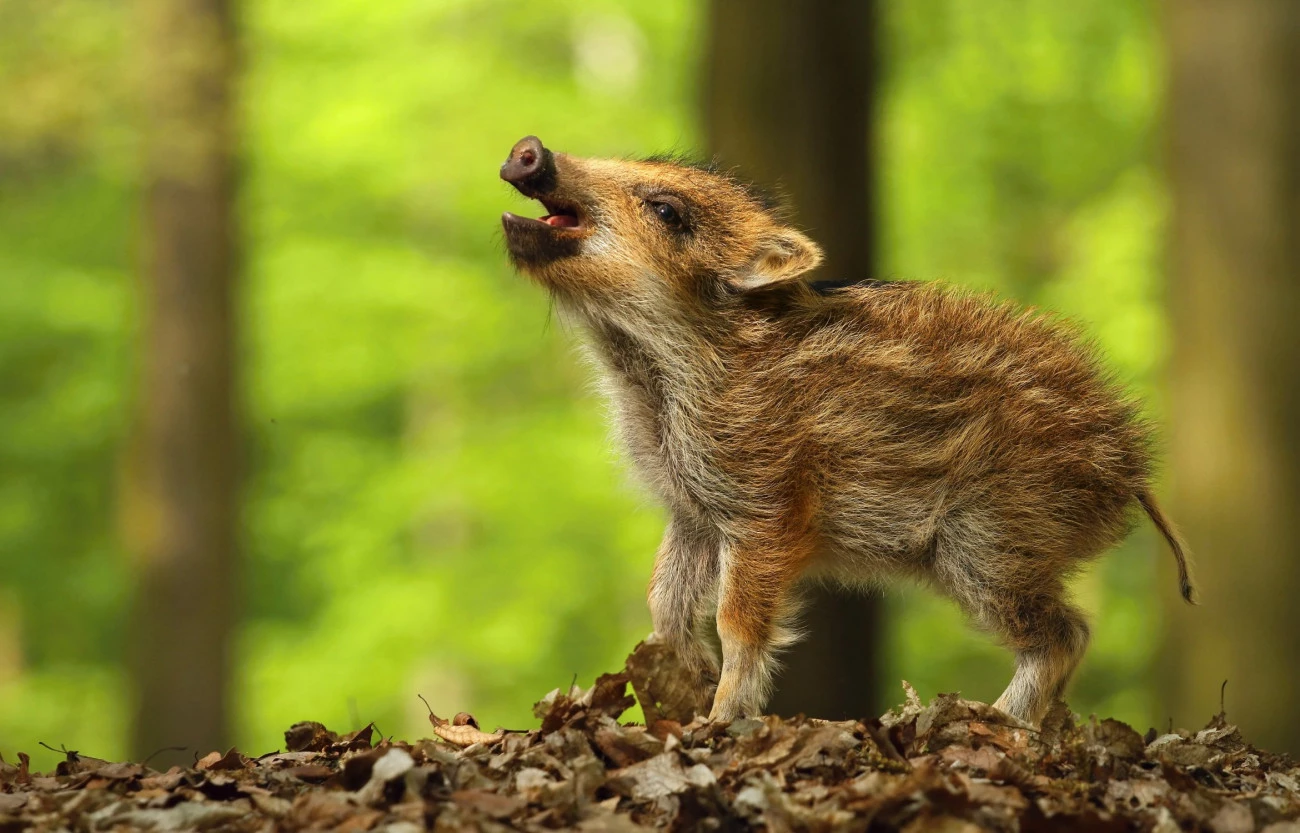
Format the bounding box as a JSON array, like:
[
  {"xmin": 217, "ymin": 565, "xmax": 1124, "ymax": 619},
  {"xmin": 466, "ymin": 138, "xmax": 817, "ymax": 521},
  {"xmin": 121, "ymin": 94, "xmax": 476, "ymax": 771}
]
[{"xmin": 729, "ymin": 228, "xmax": 824, "ymax": 291}]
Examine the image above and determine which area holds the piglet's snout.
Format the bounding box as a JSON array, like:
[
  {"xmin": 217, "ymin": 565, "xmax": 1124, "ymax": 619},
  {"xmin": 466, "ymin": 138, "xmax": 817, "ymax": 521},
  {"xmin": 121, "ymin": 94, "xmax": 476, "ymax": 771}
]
[{"xmin": 500, "ymin": 135, "xmax": 557, "ymax": 197}]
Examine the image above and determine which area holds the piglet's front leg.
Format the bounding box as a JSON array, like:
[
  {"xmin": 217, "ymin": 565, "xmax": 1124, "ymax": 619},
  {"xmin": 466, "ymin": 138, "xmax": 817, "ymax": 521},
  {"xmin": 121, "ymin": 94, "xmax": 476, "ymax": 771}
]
[
  {"xmin": 647, "ymin": 517, "xmax": 723, "ymax": 692},
  {"xmin": 708, "ymin": 525, "xmax": 811, "ymax": 722}
]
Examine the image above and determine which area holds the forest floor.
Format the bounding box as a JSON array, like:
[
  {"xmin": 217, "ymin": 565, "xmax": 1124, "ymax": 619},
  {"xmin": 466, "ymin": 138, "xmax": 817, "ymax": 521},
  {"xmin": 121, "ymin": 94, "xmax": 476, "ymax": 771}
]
[{"xmin": 2, "ymin": 639, "xmax": 1298, "ymax": 832}]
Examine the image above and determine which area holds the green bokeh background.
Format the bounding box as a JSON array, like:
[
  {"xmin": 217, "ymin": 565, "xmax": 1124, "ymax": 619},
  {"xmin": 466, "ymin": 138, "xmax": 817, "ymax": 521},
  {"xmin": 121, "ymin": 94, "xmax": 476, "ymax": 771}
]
[{"xmin": 0, "ymin": 0, "xmax": 1170, "ymax": 772}]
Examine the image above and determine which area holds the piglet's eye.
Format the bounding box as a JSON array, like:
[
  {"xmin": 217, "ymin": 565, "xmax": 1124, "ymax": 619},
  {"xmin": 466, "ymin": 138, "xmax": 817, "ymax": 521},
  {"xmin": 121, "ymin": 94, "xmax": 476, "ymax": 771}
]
[{"xmin": 650, "ymin": 201, "xmax": 681, "ymax": 226}]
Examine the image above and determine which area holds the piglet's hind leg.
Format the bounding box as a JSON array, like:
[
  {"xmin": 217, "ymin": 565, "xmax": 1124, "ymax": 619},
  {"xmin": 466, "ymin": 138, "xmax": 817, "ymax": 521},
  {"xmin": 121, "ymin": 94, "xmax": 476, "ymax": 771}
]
[{"xmin": 990, "ymin": 594, "xmax": 1090, "ymax": 724}]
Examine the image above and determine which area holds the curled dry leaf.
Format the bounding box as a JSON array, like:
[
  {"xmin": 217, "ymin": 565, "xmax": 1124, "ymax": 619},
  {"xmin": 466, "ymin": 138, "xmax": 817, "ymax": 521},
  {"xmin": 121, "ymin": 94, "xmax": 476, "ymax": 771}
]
[
  {"xmin": 0, "ymin": 754, "xmax": 22, "ymax": 787},
  {"xmin": 425, "ymin": 709, "xmax": 508, "ymax": 747},
  {"xmin": 431, "ymin": 721, "xmax": 507, "ymax": 747},
  {"xmin": 333, "ymin": 723, "xmax": 376, "ymax": 752},
  {"xmin": 625, "ymin": 633, "xmax": 712, "ymax": 725},
  {"xmin": 195, "ymin": 747, "xmax": 247, "ymax": 771}
]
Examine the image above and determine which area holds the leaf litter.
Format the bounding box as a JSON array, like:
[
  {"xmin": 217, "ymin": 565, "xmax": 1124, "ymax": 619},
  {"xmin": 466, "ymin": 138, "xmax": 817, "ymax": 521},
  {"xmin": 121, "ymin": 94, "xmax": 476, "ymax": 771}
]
[{"xmin": 1, "ymin": 636, "xmax": 1297, "ymax": 832}]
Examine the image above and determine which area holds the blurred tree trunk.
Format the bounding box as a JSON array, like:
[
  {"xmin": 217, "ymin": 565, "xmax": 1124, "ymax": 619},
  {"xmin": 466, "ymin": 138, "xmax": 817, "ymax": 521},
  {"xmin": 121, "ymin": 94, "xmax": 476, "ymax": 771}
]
[
  {"xmin": 706, "ymin": 0, "xmax": 881, "ymax": 720},
  {"xmin": 126, "ymin": 0, "xmax": 240, "ymax": 764},
  {"xmin": 1164, "ymin": 0, "xmax": 1300, "ymax": 753}
]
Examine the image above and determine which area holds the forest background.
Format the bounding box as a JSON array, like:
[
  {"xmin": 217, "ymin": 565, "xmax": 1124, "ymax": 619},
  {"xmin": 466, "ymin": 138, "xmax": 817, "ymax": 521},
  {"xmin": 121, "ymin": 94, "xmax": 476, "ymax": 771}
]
[{"xmin": 2, "ymin": 0, "xmax": 1296, "ymax": 772}]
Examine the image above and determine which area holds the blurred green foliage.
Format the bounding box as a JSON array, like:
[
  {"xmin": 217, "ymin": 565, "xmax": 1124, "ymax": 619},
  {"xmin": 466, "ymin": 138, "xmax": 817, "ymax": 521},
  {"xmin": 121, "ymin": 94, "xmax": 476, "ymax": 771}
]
[{"xmin": 1, "ymin": 0, "xmax": 1166, "ymax": 772}]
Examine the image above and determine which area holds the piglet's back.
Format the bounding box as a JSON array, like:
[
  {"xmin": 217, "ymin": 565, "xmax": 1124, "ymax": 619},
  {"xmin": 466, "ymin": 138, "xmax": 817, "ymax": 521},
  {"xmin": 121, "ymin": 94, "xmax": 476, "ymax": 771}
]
[{"xmin": 786, "ymin": 282, "xmax": 1154, "ymax": 527}]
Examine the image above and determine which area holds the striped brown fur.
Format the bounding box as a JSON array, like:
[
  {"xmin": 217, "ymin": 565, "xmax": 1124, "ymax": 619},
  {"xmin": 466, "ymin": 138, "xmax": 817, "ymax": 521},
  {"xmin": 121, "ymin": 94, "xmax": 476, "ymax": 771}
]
[{"xmin": 499, "ymin": 139, "xmax": 1194, "ymax": 724}]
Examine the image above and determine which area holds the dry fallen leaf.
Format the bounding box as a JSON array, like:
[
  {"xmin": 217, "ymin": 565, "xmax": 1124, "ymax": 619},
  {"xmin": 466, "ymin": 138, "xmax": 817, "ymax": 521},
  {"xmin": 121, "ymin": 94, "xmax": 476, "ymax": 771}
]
[
  {"xmin": 195, "ymin": 747, "xmax": 247, "ymax": 771},
  {"xmin": 426, "ymin": 713, "xmax": 508, "ymax": 747},
  {"xmin": 625, "ymin": 633, "xmax": 712, "ymax": 725}
]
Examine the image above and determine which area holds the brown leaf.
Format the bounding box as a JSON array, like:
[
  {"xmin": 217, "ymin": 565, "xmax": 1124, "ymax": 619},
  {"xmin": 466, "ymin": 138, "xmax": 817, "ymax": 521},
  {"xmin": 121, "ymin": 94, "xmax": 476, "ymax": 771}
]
[
  {"xmin": 284, "ymin": 764, "xmax": 335, "ymax": 782},
  {"xmin": 785, "ymin": 723, "xmax": 861, "ymax": 770},
  {"xmin": 1196, "ymin": 722, "xmax": 1244, "ymax": 752},
  {"xmin": 1036, "ymin": 700, "xmax": 1075, "ymax": 749},
  {"xmin": 743, "ymin": 724, "xmax": 799, "ymax": 767},
  {"xmin": 363, "ymin": 747, "xmax": 414, "ymax": 786},
  {"xmin": 939, "ymin": 744, "xmax": 1004, "ymax": 774},
  {"xmin": 426, "ymin": 703, "xmax": 512, "ymax": 747},
  {"xmin": 624, "ymin": 635, "xmax": 712, "ymax": 725},
  {"xmin": 957, "ymin": 773, "xmax": 1029, "ymax": 812},
  {"xmin": 47, "ymin": 747, "xmax": 111, "ymax": 777},
  {"xmin": 253, "ymin": 751, "xmax": 322, "ymax": 770},
  {"xmin": 90, "ymin": 762, "xmax": 146, "ymax": 780},
  {"xmin": 649, "ymin": 720, "xmax": 684, "ymax": 743},
  {"xmin": 1208, "ymin": 801, "xmax": 1255, "ymax": 833},
  {"xmin": 968, "ymin": 721, "xmax": 1031, "ymax": 755},
  {"xmin": 112, "ymin": 803, "xmax": 251, "ymax": 831},
  {"xmin": 431, "ymin": 722, "xmax": 507, "ymax": 747},
  {"xmin": 1151, "ymin": 736, "xmax": 1216, "ymax": 769},
  {"xmin": 196, "ymin": 773, "xmax": 243, "ymax": 801},
  {"xmin": 0, "ymin": 794, "xmax": 27, "ymax": 814},
  {"xmin": 589, "ymin": 672, "xmax": 637, "ymax": 721},
  {"xmin": 285, "ymin": 721, "xmax": 337, "ymax": 752},
  {"xmin": 244, "ymin": 789, "xmax": 293, "ymax": 819},
  {"xmin": 534, "ymin": 673, "xmax": 636, "ymax": 736},
  {"xmin": 196, "ymin": 747, "xmax": 247, "ymax": 771},
  {"xmin": 452, "ymin": 788, "xmax": 526, "ymax": 820},
  {"xmin": 341, "ymin": 745, "xmax": 389, "ymax": 791},
  {"xmin": 607, "ymin": 753, "xmax": 716, "ymax": 801},
  {"xmin": 334, "ymin": 809, "xmax": 385, "ymax": 833},
  {"xmin": 863, "ymin": 717, "xmax": 910, "ymax": 765},
  {"xmin": 0, "ymin": 756, "xmax": 20, "ymax": 787},
  {"xmin": 139, "ymin": 766, "xmax": 186, "ymax": 791},
  {"xmin": 593, "ymin": 720, "xmax": 665, "ymax": 768},
  {"xmin": 334, "ymin": 723, "xmax": 376, "ymax": 752},
  {"xmin": 195, "ymin": 750, "xmax": 223, "ymax": 770},
  {"xmin": 288, "ymin": 792, "xmax": 355, "ymax": 828}
]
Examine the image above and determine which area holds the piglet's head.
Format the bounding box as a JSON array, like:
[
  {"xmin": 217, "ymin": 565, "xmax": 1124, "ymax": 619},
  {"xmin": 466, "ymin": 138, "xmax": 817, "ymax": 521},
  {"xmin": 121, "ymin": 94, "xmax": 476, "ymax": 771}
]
[{"xmin": 500, "ymin": 136, "xmax": 823, "ymax": 312}]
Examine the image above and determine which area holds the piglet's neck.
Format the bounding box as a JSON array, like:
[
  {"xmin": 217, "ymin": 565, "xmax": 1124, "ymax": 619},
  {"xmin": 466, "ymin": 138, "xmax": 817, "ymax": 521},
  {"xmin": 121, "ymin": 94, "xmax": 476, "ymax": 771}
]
[{"xmin": 583, "ymin": 313, "xmax": 727, "ymax": 404}]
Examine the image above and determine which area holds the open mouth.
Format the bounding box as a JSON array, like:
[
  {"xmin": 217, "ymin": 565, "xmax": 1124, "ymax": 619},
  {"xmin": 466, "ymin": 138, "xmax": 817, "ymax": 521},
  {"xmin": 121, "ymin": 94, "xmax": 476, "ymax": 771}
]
[
  {"xmin": 499, "ymin": 138, "xmax": 586, "ymax": 266},
  {"xmin": 501, "ymin": 195, "xmax": 586, "ymax": 265},
  {"xmin": 505, "ymin": 197, "xmax": 583, "ymax": 231},
  {"xmin": 538, "ymin": 198, "xmax": 581, "ymax": 229}
]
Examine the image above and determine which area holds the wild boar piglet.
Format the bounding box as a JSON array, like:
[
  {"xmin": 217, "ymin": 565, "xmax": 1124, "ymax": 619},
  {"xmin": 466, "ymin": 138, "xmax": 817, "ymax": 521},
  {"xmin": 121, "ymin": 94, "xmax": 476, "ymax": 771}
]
[{"xmin": 498, "ymin": 135, "xmax": 1194, "ymax": 725}]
